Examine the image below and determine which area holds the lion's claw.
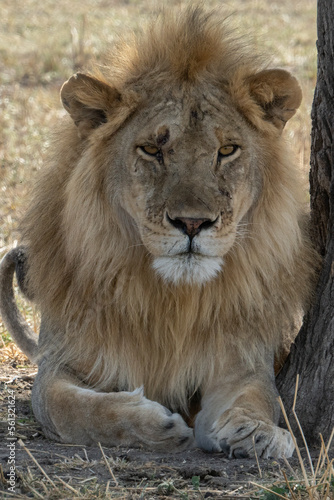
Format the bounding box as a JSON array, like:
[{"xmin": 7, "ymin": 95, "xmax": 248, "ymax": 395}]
[{"xmin": 196, "ymin": 407, "xmax": 294, "ymax": 459}]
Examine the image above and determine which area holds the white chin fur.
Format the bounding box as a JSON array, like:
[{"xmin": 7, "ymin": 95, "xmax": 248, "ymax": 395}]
[{"xmin": 153, "ymin": 255, "xmax": 223, "ymax": 285}]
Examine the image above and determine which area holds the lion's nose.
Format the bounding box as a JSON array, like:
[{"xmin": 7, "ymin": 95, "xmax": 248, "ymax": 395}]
[{"xmin": 167, "ymin": 214, "xmax": 216, "ymax": 239}]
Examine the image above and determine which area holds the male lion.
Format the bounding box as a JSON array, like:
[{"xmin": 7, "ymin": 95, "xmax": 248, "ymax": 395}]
[{"xmin": 0, "ymin": 7, "xmax": 316, "ymax": 458}]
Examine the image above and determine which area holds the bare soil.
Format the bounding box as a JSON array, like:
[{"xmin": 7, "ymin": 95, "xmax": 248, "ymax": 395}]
[{"xmin": 0, "ymin": 360, "xmax": 324, "ymax": 499}]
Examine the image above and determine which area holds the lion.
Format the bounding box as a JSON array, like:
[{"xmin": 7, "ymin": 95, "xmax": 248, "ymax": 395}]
[{"xmin": 0, "ymin": 6, "xmax": 317, "ymax": 458}]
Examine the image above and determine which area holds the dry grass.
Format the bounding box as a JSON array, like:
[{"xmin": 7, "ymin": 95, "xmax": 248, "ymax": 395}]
[
  {"xmin": 1, "ymin": 0, "xmax": 329, "ymax": 498},
  {"xmin": 0, "ymin": 431, "xmax": 332, "ymax": 499}
]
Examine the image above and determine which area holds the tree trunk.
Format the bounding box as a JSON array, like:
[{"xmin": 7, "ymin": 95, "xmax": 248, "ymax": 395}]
[{"xmin": 276, "ymin": 0, "xmax": 334, "ymax": 446}]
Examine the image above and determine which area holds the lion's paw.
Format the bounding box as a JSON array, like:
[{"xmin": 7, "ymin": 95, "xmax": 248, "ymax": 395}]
[
  {"xmin": 196, "ymin": 407, "xmax": 294, "ymax": 459},
  {"xmin": 128, "ymin": 389, "xmax": 194, "ymax": 452}
]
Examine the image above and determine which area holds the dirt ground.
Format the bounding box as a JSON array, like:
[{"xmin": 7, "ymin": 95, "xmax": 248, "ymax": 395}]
[{"xmin": 1, "ymin": 358, "xmax": 330, "ymax": 500}]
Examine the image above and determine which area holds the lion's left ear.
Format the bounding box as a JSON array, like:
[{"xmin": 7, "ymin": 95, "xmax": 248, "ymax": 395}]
[
  {"xmin": 246, "ymin": 69, "xmax": 302, "ymax": 131},
  {"xmin": 60, "ymin": 73, "xmax": 121, "ymax": 138}
]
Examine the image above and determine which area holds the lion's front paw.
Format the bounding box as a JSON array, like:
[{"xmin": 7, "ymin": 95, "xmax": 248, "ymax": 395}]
[
  {"xmin": 127, "ymin": 389, "xmax": 195, "ymax": 452},
  {"xmin": 196, "ymin": 407, "xmax": 294, "ymax": 459}
]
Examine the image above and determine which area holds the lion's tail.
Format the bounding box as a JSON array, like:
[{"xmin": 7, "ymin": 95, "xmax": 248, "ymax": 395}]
[{"xmin": 0, "ymin": 247, "xmax": 39, "ymax": 363}]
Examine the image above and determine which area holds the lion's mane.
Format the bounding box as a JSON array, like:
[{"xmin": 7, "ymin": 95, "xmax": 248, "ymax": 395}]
[{"xmin": 20, "ymin": 7, "xmax": 316, "ymax": 412}]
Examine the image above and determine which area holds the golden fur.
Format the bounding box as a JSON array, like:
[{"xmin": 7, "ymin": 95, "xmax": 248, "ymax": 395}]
[{"xmin": 1, "ymin": 6, "xmax": 317, "ymax": 456}]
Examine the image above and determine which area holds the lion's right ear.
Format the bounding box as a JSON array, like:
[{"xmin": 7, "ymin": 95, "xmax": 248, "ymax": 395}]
[{"xmin": 60, "ymin": 73, "xmax": 121, "ymax": 138}]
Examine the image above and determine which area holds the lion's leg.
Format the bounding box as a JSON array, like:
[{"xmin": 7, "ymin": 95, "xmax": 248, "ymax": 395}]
[
  {"xmin": 31, "ymin": 364, "xmax": 194, "ymax": 451},
  {"xmin": 195, "ymin": 360, "xmax": 294, "ymax": 459}
]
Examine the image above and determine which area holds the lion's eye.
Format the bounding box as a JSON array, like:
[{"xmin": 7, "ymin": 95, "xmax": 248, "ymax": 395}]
[
  {"xmin": 140, "ymin": 145, "xmax": 159, "ymax": 156},
  {"xmin": 218, "ymin": 145, "xmax": 238, "ymax": 157}
]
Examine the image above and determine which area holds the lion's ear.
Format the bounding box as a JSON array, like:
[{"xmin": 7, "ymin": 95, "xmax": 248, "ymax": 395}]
[
  {"xmin": 246, "ymin": 69, "xmax": 302, "ymax": 131},
  {"xmin": 60, "ymin": 73, "xmax": 121, "ymax": 138}
]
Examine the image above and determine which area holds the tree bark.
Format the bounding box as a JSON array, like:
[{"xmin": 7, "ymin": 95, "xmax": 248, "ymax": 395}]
[{"xmin": 277, "ymin": 0, "xmax": 334, "ymax": 446}]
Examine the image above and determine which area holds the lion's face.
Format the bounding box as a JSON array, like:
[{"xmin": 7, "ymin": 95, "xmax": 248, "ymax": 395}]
[
  {"xmin": 115, "ymin": 88, "xmax": 262, "ymax": 284},
  {"xmin": 61, "ymin": 65, "xmax": 302, "ymax": 286}
]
